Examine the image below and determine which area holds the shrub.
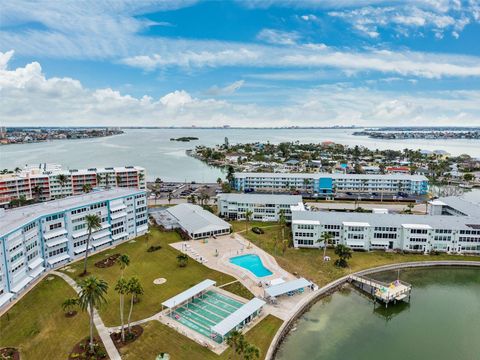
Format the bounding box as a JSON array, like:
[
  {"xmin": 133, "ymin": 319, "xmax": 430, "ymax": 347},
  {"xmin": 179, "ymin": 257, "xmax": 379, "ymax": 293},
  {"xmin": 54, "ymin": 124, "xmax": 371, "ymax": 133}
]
[
  {"xmin": 251, "ymin": 227, "xmax": 264, "ymax": 234},
  {"xmin": 147, "ymin": 245, "xmax": 162, "ymax": 252}
]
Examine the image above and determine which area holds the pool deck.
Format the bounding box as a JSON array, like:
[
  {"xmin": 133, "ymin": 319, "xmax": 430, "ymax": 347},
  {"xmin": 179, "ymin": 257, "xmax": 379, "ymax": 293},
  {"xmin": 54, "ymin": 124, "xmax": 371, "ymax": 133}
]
[{"xmin": 170, "ymin": 234, "xmax": 315, "ymax": 320}]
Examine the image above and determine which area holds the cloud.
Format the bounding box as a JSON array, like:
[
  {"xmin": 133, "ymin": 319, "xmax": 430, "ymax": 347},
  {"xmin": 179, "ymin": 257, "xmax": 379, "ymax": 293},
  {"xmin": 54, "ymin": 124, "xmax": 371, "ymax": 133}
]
[
  {"xmin": 207, "ymin": 80, "xmax": 245, "ymax": 96},
  {"xmin": 1, "ymin": 52, "xmax": 479, "ymax": 127},
  {"xmin": 256, "ymin": 29, "xmax": 302, "ymax": 45}
]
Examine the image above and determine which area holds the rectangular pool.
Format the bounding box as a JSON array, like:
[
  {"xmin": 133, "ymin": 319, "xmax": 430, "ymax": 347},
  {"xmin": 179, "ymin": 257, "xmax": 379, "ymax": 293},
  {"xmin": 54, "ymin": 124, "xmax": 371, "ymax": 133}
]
[{"xmin": 229, "ymin": 254, "xmax": 273, "ymax": 278}]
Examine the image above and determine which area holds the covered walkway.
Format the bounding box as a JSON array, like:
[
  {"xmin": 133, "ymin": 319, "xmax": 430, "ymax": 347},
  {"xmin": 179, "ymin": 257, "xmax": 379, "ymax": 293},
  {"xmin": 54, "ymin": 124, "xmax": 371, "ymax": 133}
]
[
  {"xmin": 264, "ymin": 278, "xmax": 312, "ymax": 299},
  {"xmin": 162, "ymin": 279, "xmax": 216, "ymax": 312}
]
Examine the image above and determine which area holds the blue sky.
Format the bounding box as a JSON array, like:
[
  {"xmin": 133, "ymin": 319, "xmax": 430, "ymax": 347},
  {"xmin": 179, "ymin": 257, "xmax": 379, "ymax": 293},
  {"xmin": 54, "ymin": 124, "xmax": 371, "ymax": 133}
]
[{"xmin": 1, "ymin": 0, "xmax": 480, "ymax": 127}]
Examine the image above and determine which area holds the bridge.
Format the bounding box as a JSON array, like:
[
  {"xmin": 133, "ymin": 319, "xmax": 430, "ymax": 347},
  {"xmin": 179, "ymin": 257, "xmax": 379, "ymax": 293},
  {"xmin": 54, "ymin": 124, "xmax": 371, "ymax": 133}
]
[{"xmin": 348, "ymin": 275, "xmax": 412, "ymax": 307}]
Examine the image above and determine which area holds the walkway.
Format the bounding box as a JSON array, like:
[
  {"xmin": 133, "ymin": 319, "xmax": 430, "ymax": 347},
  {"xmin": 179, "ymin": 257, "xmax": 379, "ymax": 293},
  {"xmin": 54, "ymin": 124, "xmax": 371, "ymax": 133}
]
[{"xmin": 52, "ymin": 271, "xmax": 122, "ymax": 360}]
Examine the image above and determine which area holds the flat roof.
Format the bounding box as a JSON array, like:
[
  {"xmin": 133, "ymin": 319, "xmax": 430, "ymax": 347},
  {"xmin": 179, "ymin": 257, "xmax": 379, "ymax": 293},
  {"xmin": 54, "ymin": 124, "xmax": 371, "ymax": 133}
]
[
  {"xmin": 433, "ymin": 196, "xmax": 480, "ymax": 217},
  {"xmin": 162, "ymin": 279, "xmax": 216, "ymax": 308},
  {"xmin": 343, "ymin": 221, "xmax": 371, "ymax": 227},
  {"xmin": 211, "ymin": 298, "xmax": 266, "ymax": 336},
  {"xmin": 0, "ymin": 188, "xmax": 145, "ymax": 237},
  {"xmin": 217, "ymin": 193, "xmax": 302, "ymax": 205},
  {"xmin": 292, "ymin": 208, "xmax": 480, "ymax": 230},
  {"xmin": 265, "ymin": 277, "xmax": 312, "ymax": 298},
  {"xmin": 234, "ymin": 172, "xmax": 428, "ymax": 181},
  {"xmin": 166, "ymin": 204, "xmax": 231, "ymax": 235}
]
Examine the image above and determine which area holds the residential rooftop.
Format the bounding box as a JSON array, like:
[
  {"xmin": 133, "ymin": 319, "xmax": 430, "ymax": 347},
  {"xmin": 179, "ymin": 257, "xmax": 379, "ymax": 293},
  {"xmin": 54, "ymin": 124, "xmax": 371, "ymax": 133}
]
[
  {"xmin": 0, "ymin": 188, "xmax": 145, "ymax": 237},
  {"xmin": 234, "ymin": 172, "xmax": 428, "ymax": 181},
  {"xmin": 430, "ymin": 196, "xmax": 480, "ymax": 217},
  {"xmin": 217, "ymin": 193, "xmax": 303, "ymax": 204},
  {"xmin": 166, "ymin": 203, "xmax": 231, "ymax": 235}
]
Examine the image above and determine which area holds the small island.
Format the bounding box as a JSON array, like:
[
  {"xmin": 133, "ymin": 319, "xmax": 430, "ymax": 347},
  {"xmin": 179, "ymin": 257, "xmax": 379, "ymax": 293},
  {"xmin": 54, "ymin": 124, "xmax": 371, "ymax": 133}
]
[{"xmin": 170, "ymin": 137, "xmax": 199, "ymax": 142}]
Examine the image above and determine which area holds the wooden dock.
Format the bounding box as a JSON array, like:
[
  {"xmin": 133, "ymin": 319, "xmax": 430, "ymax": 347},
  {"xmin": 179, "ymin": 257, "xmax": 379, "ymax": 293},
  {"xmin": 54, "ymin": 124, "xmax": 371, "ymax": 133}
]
[{"xmin": 348, "ymin": 275, "xmax": 412, "ymax": 307}]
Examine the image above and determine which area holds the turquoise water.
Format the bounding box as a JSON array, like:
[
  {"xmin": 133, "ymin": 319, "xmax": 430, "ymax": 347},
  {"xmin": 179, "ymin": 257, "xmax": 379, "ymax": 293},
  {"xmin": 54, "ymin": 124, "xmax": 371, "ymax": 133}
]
[
  {"xmin": 230, "ymin": 254, "xmax": 273, "ymax": 278},
  {"xmin": 276, "ymin": 267, "xmax": 480, "ymax": 360}
]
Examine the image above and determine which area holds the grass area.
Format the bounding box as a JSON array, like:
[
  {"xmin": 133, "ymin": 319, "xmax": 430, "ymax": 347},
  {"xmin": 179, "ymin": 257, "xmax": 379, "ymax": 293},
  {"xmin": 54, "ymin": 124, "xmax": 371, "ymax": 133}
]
[
  {"xmin": 0, "ymin": 275, "xmax": 90, "ymax": 359},
  {"xmin": 220, "ymin": 281, "xmax": 255, "ymax": 300},
  {"xmin": 232, "ymin": 221, "xmax": 480, "ymax": 286},
  {"xmin": 120, "ymin": 315, "xmax": 283, "ymax": 360},
  {"xmin": 61, "ymin": 227, "xmax": 253, "ymax": 326}
]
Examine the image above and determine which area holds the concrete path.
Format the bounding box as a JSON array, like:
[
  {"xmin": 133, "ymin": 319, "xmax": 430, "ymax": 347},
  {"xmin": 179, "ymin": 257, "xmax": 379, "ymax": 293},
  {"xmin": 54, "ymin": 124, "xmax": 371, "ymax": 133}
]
[{"xmin": 53, "ymin": 271, "xmax": 122, "ymax": 360}]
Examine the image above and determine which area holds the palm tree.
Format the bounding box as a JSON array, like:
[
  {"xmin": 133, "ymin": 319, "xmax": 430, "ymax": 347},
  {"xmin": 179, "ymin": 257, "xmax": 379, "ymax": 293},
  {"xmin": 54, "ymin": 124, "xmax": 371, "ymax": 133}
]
[
  {"xmin": 115, "ymin": 278, "xmax": 129, "ymax": 343},
  {"xmin": 245, "ymin": 210, "xmax": 253, "ymax": 234},
  {"xmin": 243, "ymin": 344, "xmax": 260, "ymax": 360},
  {"xmin": 32, "ymin": 185, "xmax": 43, "ymax": 201},
  {"xmin": 57, "ymin": 174, "xmax": 68, "ymax": 197},
  {"xmin": 319, "ymin": 232, "xmax": 333, "ymax": 261},
  {"xmin": 14, "ymin": 167, "xmax": 21, "ymax": 173},
  {"xmin": 82, "ymin": 183, "xmax": 92, "ymax": 193},
  {"xmin": 226, "ymin": 330, "xmax": 245, "ymax": 360},
  {"xmin": 188, "ymin": 194, "xmax": 196, "ymax": 204},
  {"xmin": 216, "ymin": 177, "xmax": 223, "ymax": 186},
  {"xmin": 126, "ymin": 277, "xmax": 144, "ymax": 333},
  {"xmin": 177, "ymin": 254, "xmax": 189, "ymax": 267},
  {"xmin": 61, "ymin": 297, "xmax": 79, "ymax": 316},
  {"xmin": 96, "ymin": 173, "xmax": 102, "ymax": 186},
  {"xmin": 138, "ymin": 172, "xmax": 145, "ymax": 185},
  {"xmin": 116, "ymin": 174, "xmax": 122, "ymax": 187},
  {"xmin": 82, "ymin": 214, "xmax": 102, "ymax": 275},
  {"xmin": 78, "ymin": 276, "xmax": 109, "ymax": 354},
  {"xmin": 334, "ymin": 244, "xmax": 352, "ymax": 268},
  {"xmin": 167, "ymin": 191, "xmax": 173, "ymax": 205},
  {"xmin": 118, "ymin": 254, "xmax": 130, "ymax": 278}
]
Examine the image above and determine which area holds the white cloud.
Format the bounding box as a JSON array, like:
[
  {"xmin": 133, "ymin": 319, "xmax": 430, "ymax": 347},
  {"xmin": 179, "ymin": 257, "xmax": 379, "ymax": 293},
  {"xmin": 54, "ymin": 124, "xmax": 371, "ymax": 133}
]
[
  {"xmin": 256, "ymin": 29, "xmax": 302, "ymax": 45},
  {"xmin": 1, "ymin": 52, "xmax": 479, "ymax": 127},
  {"xmin": 207, "ymin": 80, "xmax": 245, "ymax": 96}
]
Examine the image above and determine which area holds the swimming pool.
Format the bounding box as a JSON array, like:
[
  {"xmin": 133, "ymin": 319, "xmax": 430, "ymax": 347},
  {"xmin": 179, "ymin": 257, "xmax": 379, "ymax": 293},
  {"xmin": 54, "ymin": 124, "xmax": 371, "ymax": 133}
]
[{"xmin": 229, "ymin": 254, "xmax": 273, "ymax": 278}]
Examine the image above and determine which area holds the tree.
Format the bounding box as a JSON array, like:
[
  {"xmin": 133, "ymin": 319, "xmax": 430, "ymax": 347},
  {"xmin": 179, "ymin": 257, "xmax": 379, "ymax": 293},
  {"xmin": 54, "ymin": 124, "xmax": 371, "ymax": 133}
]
[
  {"xmin": 226, "ymin": 330, "xmax": 246, "ymax": 360},
  {"xmin": 32, "ymin": 185, "xmax": 43, "ymax": 201},
  {"xmin": 82, "ymin": 183, "xmax": 92, "ymax": 193},
  {"xmin": 319, "ymin": 232, "xmax": 333, "ymax": 261},
  {"xmin": 61, "ymin": 297, "xmax": 79, "ymax": 316},
  {"xmin": 463, "ymin": 173, "xmax": 474, "ymax": 182},
  {"xmin": 118, "ymin": 254, "xmax": 130, "ymax": 278},
  {"xmin": 217, "ymin": 177, "xmax": 223, "ymax": 186},
  {"xmin": 82, "ymin": 214, "xmax": 102, "ymax": 275},
  {"xmin": 57, "ymin": 174, "xmax": 68, "ymax": 197},
  {"xmin": 177, "ymin": 254, "xmax": 189, "ymax": 267},
  {"xmin": 126, "ymin": 277, "xmax": 144, "ymax": 333},
  {"xmin": 167, "ymin": 191, "xmax": 173, "ymax": 204},
  {"xmin": 78, "ymin": 276, "xmax": 109, "ymax": 354},
  {"xmin": 226, "ymin": 165, "xmax": 235, "ymax": 184},
  {"xmin": 334, "ymin": 244, "xmax": 352, "ymax": 268},
  {"xmin": 245, "ymin": 210, "xmax": 253, "ymax": 234},
  {"xmin": 115, "ymin": 278, "xmax": 129, "ymax": 342},
  {"xmin": 243, "ymin": 344, "xmax": 260, "ymax": 360}
]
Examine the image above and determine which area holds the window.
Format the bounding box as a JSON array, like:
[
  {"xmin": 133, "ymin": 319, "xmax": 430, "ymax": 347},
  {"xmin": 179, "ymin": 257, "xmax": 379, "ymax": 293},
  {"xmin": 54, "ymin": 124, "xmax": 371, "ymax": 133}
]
[{"xmin": 49, "ymin": 222, "xmax": 62, "ymax": 231}]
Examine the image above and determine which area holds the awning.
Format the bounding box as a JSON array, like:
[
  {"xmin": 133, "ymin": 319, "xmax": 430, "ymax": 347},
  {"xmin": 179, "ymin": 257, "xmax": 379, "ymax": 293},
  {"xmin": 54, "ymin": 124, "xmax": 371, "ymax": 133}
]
[
  {"xmin": 162, "ymin": 279, "xmax": 216, "ymax": 308},
  {"xmin": 72, "ymin": 223, "xmax": 110, "ymax": 238},
  {"xmin": 137, "ymin": 224, "xmax": 148, "ymax": 233},
  {"xmin": 265, "ymin": 278, "xmax": 312, "ymax": 298},
  {"xmin": 0, "ymin": 292, "xmax": 14, "ymax": 307},
  {"xmin": 74, "ymin": 245, "xmax": 92, "ymax": 255},
  {"xmin": 110, "ymin": 203, "xmax": 127, "ymax": 212},
  {"xmin": 47, "ymin": 253, "xmax": 70, "ymax": 265},
  {"xmin": 43, "ymin": 228, "xmax": 67, "ymax": 240},
  {"xmin": 28, "ymin": 257, "xmax": 44, "ymax": 269},
  {"xmin": 92, "ymin": 237, "xmax": 111, "ymax": 248},
  {"xmin": 92, "ymin": 229, "xmax": 111, "ymax": 240},
  {"xmin": 111, "ymin": 211, "xmax": 127, "ymax": 220},
  {"xmin": 46, "ymin": 236, "xmax": 69, "ymax": 248},
  {"xmin": 211, "ymin": 298, "xmax": 266, "ymax": 337},
  {"xmin": 11, "ymin": 276, "xmax": 33, "ymax": 293},
  {"xmin": 30, "ymin": 266, "xmax": 45, "ymax": 278},
  {"xmin": 112, "ymin": 232, "xmax": 128, "ymax": 240}
]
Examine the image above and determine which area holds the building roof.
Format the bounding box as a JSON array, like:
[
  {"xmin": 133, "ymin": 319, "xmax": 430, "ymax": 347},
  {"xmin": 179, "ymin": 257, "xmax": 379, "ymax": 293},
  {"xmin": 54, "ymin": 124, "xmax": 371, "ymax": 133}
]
[
  {"xmin": 234, "ymin": 172, "xmax": 428, "ymax": 181},
  {"xmin": 433, "ymin": 196, "xmax": 480, "ymax": 217},
  {"xmin": 162, "ymin": 279, "xmax": 216, "ymax": 309},
  {"xmin": 0, "ymin": 188, "xmax": 145, "ymax": 237},
  {"xmin": 291, "ymin": 207, "xmax": 480, "ymax": 230},
  {"xmin": 211, "ymin": 298, "xmax": 266, "ymax": 336},
  {"xmin": 217, "ymin": 193, "xmax": 302, "ymax": 205},
  {"xmin": 265, "ymin": 278, "xmax": 312, "ymax": 298},
  {"xmin": 166, "ymin": 204, "xmax": 231, "ymax": 235}
]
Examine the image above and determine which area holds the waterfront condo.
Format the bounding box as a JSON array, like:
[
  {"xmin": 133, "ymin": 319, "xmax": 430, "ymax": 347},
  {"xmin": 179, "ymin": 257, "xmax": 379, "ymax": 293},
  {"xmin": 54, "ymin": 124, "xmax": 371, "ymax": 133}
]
[
  {"xmin": 0, "ymin": 164, "xmax": 146, "ymax": 206},
  {"xmin": 232, "ymin": 172, "xmax": 429, "ymax": 195},
  {"xmin": 0, "ymin": 188, "xmax": 148, "ymax": 308}
]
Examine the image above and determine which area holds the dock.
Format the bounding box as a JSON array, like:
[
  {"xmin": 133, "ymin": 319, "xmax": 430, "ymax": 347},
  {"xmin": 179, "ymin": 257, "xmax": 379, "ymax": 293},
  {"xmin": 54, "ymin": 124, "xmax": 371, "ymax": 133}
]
[{"xmin": 348, "ymin": 275, "xmax": 412, "ymax": 307}]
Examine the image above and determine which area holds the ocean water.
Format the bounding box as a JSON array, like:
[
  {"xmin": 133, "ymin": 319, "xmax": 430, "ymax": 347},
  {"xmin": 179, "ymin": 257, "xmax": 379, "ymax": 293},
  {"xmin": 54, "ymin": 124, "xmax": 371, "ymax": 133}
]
[
  {"xmin": 276, "ymin": 267, "xmax": 480, "ymax": 360},
  {"xmin": 1, "ymin": 128, "xmax": 479, "ymax": 181}
]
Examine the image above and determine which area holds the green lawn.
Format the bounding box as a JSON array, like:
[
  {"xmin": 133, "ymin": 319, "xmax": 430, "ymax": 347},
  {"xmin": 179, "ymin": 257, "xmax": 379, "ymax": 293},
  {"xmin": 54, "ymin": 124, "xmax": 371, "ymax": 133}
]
[
  {"xmin": 0, "ymin": 275, "xmax": 91, "ymax": 359},
  {"xmin": 232, "ymin": 221, "xmax": 480, "ymax": 286},
  {"xmin": 61, "ymin": 227, "xmax": 253, "ymax": 326},
  {"xmin": 120, "ymin": 315, "xmax": 283, "ymax": 360}
]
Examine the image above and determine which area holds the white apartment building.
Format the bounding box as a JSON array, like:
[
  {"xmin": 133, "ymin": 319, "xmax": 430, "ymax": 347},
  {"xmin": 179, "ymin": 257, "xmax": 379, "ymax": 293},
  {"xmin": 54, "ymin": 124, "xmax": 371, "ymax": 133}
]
[
  {"xmin": 0, "ymin": 188, "xmax": 148, "ymax": 308},
  {"xmin": 233, "ymin": 172, "xmax": 429, "ymax": 195},
  {"xmin": 291, "ymin": 197, "xmax": 480, "ymax": 255},
  {"xmin": 0, "ymin": 164, "xmax": 146, "ymax": 206},
  {"xmin": 217, "ymin": 193, "xmax": 303, "ymax": 222}
]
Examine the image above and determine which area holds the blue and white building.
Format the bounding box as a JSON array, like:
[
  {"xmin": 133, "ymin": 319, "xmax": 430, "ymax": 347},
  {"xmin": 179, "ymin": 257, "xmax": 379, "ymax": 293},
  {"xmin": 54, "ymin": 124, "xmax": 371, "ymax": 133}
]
[
  {"xmin": 0, "ymin": 188, "xmax": 148, "ymax": 308},
  {"xmin": 291, "ymin": 197, "xmax": 480, "ymax": 254},
  {"xmin": 232, "ymin": 172, "xmax": 429, "ymax": 195}
]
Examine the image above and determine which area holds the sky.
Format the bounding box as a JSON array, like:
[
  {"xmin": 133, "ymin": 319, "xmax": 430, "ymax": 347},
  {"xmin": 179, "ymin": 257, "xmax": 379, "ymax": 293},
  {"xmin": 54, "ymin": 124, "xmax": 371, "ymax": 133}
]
[{"xmin": 1, "ymin": 0, "xmax": 480, "ymax": 127}]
